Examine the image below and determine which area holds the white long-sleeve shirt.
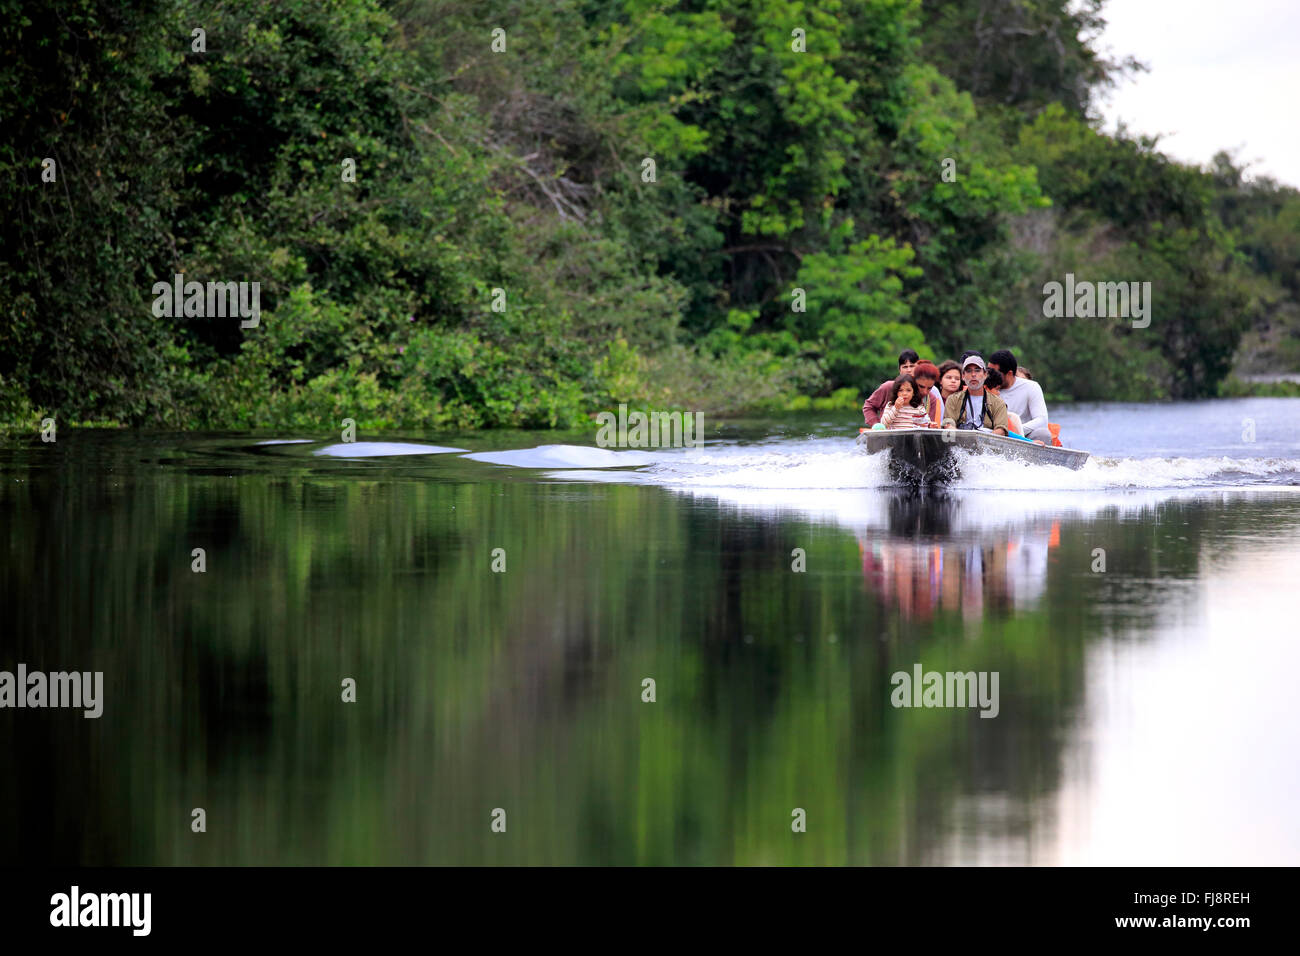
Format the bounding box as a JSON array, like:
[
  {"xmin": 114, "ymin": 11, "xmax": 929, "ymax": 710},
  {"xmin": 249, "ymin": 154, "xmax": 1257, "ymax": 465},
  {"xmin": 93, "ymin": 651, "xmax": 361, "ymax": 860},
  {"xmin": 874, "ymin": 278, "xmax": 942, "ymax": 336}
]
[{"xmin": 998, "ymin": 376, "xmax": 1049, "ymax": 438}]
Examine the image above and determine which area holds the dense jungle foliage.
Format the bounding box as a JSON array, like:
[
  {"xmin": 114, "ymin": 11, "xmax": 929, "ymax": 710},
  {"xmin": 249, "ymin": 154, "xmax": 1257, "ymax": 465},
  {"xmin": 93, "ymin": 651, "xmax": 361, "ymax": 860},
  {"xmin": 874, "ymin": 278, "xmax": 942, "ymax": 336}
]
[{"xmin": 3, "ymin": 0, "xmax": 1298, "ymax": 431}]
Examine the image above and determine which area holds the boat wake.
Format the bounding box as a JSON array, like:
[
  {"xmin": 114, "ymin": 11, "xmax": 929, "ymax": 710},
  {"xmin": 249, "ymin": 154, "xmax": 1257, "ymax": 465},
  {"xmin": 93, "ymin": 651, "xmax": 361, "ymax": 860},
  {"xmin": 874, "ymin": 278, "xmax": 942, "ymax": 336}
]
[
  {"xmin": 254, "ymin": 437, "xmax": 1300, "ymax": 491},
  {"xmin": 533, "ymin": 441, "xmax": 1300, "ymax": 491}
]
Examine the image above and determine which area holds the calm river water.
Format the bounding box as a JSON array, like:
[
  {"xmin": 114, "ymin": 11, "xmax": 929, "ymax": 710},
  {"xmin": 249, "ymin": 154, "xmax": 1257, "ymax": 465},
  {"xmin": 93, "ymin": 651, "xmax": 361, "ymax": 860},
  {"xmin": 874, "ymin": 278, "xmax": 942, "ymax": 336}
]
[{"xmin": 3, "ymin": 398, "xmax": 1299, "ymax": 864}]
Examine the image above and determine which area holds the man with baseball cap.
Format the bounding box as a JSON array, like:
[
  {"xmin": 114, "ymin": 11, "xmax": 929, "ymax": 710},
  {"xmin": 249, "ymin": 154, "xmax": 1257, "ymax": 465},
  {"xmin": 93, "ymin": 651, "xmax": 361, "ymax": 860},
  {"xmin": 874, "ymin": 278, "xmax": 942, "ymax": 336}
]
[{"xmin": 942, "ymin": 353, "xmax": 1008, "ymax": 435}]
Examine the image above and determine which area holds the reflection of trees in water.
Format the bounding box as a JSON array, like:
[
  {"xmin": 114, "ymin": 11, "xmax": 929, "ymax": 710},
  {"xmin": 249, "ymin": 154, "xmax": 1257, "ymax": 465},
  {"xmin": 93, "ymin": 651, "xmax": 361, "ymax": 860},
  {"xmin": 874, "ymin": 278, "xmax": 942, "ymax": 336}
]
[{"xmin": 6, "ymin": 442, "xmax": 1300, "ymax": 864}]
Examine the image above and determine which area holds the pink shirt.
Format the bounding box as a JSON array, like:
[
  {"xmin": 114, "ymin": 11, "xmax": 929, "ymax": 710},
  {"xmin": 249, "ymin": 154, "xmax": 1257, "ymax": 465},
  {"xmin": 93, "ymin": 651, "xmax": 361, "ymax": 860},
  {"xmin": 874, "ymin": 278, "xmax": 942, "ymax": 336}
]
[
  {"xmin": 882, "ymin": 403, "xmax": 933, "ymax": 429},
  {"xmin": 865, "ymin": 382, "xmax": 940, "ymax": 425}
]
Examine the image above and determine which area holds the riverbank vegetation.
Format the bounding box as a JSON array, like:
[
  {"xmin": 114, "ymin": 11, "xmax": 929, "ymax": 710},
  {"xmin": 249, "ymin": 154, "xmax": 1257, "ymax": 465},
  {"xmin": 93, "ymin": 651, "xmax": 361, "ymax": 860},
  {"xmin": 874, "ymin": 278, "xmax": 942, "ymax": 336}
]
[{"xmin": 4, "ymin": 0, "xmax": 1299, "ymax": 432}]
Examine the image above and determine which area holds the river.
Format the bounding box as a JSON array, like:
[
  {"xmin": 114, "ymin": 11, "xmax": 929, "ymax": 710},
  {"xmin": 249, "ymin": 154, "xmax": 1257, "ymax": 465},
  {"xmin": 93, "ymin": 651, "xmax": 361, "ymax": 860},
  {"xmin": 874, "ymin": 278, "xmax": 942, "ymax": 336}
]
[{"xmin": 2, "ymin": 397, "xmax": 1298, "ymax": 864}]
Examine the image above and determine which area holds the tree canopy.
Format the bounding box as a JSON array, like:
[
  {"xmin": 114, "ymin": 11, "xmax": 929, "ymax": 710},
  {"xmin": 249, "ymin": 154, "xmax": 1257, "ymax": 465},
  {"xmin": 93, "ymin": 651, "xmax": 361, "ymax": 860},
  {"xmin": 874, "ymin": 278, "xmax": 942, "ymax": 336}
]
[{"xmin": 3, "ymin": 0, "xmax": 1297, "ymax": 432}]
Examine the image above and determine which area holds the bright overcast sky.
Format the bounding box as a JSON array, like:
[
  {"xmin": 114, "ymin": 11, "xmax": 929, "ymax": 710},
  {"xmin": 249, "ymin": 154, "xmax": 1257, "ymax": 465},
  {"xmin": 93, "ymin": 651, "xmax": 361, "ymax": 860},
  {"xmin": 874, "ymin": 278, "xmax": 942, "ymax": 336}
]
[{"xmin": 1096, "ymin": 0, "xmax": 1300, "ymax": 187}]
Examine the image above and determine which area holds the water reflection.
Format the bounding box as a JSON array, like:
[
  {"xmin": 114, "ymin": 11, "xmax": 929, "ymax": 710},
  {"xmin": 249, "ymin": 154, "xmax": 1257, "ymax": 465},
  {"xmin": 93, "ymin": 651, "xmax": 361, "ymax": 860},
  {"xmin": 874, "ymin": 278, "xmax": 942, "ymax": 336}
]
[
  {"xmin": 669, "ymin": 483, "xmax": 1300, "ymax": 863},
  {"xmin": 857, "ymin": 494, "xmax": 1060, "ymax": 620},
  {"xmin": 1, "ymin": 433, "xmax": 1298, "ymax": 865}
]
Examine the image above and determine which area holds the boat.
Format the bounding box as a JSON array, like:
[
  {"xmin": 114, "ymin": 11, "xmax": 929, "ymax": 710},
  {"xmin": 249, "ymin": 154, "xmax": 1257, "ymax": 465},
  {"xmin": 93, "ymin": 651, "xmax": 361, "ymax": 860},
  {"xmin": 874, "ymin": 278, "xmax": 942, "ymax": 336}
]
[{"xmin": 857, "ymin": 427, "xmax": 1089, "ymax": 484}]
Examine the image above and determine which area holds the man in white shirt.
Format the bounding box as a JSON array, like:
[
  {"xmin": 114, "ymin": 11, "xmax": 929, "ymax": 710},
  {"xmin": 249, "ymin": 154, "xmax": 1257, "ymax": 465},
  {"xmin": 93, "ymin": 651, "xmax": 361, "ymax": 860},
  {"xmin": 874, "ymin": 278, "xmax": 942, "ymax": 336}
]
[{"xmin": 988, "ymin": 349, "xmax": 1049, "ymax": 440}]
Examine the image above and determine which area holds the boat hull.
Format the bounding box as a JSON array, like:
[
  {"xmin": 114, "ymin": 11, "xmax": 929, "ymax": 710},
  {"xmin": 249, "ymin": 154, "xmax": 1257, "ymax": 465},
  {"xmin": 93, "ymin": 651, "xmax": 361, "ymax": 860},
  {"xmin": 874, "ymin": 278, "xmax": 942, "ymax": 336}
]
[{"xmin": 857, "ymin": 427, "xmax": 1089, "ymax": 483}]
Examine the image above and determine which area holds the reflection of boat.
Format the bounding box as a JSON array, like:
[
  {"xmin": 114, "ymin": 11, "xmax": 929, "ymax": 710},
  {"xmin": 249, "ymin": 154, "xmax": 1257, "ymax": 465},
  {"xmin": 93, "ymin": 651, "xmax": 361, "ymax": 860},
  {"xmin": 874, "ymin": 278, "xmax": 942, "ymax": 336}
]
[
  {"xmin": 856, "ymin": 427, "xmax": 1089, "ymax": 484},
  {"xmin": 857, "ymin": 493, "xmax": 1062, "ymax": 620}
]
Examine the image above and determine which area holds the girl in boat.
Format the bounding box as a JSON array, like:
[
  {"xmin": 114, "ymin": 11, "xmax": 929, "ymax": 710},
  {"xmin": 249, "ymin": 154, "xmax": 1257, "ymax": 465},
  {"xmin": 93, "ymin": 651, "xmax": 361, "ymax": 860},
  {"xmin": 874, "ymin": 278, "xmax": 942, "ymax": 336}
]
[
  {"xmin": 881, "ymin": 374, "xmax": 937, "ymax": 429},
  {"xmin": 936, "ymin": 360, "xmax": 963, "ymax": 412}
]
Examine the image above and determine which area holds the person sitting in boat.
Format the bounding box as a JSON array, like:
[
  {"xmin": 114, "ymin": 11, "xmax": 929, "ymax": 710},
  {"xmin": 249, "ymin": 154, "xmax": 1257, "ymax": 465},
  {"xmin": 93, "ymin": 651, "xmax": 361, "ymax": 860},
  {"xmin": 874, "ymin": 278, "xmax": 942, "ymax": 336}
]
[
  {"xmin": 880, "ymin": 374, "xmax": 937, "ymax": 429},
  {"xmin": 942, "ymin": 354, "xmax": 1008, "ymax": 435},
  {"xmin": 863, "ymin": 349, "xmax": 919, "ymax": 425},
  {"xmin": 982, "ymin": 368, "xmax": 1022, "ymax": 432},
  {"xmin": 936, "ymin": 360, "xmax": 963, "ymax": 408},
  {"xmin": 911, "ymin": 360, "xmax": 943, "ymax": 424},
  {"xmin": 984, "ymin": 368, "xmax": 1045, "ymax": 444},
  {"xmin": 987, "ymin": 349, "xmax": 1049, "ymax": 441}
]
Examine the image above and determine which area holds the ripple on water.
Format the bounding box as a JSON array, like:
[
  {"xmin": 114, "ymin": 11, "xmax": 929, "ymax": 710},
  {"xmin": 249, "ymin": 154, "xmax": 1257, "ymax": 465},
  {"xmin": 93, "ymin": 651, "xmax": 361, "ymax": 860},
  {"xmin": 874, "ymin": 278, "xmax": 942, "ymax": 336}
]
[{"xmin": 312, "ymin": 441, "xmax": 469, "ymax": 458}]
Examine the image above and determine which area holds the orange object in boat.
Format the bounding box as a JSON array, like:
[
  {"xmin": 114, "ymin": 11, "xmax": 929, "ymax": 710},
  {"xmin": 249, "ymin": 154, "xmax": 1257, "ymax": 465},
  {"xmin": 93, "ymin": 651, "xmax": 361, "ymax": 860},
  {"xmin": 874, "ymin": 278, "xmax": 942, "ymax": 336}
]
[{"xmin": 1047, "ymin": 423, "xmax": 1063, "ymax": 447}]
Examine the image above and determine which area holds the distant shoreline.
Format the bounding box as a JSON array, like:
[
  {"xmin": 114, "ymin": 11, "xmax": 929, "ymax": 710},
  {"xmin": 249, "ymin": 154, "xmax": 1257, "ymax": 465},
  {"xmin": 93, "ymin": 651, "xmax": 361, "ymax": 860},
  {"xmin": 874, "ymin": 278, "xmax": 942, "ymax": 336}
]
[{"xmin": 1239, "ymin": 373, "xmax": 1300, "ymax": 385}]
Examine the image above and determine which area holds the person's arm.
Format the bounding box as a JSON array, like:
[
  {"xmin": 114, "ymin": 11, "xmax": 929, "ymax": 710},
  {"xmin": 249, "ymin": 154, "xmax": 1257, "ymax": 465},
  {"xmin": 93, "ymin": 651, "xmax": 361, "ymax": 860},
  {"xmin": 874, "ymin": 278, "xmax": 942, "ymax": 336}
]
[
  {"xmin": 990, "ymin": 396, "xmax": 1009, "ymax": 436},
  {"xmin": 863, "ymin": 381, "xmax": 890, "ymax": 425},
  {"xmin": 1019, "ymin": 381, "xmax": 1049, "ymax": 437},
  {"xmin": 881, "ymin": 402, "xmax": 898, "ymax": 427},
  {"xmin": 943, "ymin": 391, "xmax": 962, "ymax": 428}
]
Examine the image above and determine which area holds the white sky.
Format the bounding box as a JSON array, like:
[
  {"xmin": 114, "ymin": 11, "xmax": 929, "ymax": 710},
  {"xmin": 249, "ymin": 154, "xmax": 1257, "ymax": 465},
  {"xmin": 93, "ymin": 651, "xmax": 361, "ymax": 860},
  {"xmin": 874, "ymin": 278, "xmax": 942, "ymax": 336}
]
[{"xmin": 1095, "ymin": 0, "xmax": 1300, "ymax": 187}]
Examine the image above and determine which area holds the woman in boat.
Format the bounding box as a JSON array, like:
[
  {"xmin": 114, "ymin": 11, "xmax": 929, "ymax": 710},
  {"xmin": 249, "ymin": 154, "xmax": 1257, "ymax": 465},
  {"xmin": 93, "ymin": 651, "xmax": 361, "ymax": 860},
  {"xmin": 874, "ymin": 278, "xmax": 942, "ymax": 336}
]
[
  {"xmin": 881, "ymin": 374, "xmax": 937, "ymax": 429},
  {"xmin": 912, "ymin": 360, "xmax": 943, "ymax": 424},
  {"xmin": 936, "ymin": 361, "xmax": 963, "ymax": 409}
]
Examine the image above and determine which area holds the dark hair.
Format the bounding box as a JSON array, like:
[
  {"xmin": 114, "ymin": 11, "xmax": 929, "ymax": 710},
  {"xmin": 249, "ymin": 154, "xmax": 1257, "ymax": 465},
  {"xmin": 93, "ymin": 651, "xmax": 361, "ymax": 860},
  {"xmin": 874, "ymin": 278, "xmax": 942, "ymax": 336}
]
[
  {"xmin": 937, "ymin": 360, "xmax": 961, "ymax": 379},
  {"xmin": 989, "ymin": 349, "xmax": 1018, "ymax": 375},
  {"xmin": 1018, "ymin": 366, "xmax": 1033, "ymax": 381},
  {"xmin": 913, "ymin": 360, "xmax": 939, "ymax": 381},
  {"xmin": 898, "ymin": 349, "xmax": 920, "ymax": 367},
  {"xmin": 889, "ymin": 373, "xmax": 923, "ymax": 407},
  {"xmin": 984, "ymin": 367, "xmax": 1004, "ymax": 390}
]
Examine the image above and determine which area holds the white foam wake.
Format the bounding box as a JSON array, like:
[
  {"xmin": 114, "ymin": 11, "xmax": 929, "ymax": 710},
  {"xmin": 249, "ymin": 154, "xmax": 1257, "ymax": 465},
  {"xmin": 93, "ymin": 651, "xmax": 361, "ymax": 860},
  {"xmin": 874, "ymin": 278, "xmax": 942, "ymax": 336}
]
[
  {"xmin": 313, "ymin": 441, "xmax": 468, "ymax": 457},
  {"xmin": 520, "ymin": 440, "xmax": 1300, "ymax": 492}
]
